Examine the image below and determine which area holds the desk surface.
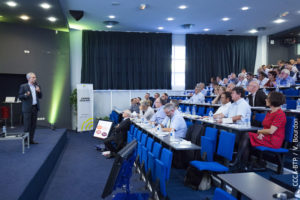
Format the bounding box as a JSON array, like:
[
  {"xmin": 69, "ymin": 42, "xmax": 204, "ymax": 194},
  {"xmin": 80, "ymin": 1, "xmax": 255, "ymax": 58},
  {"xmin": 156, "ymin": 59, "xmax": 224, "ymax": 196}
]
[
  {"xmin": 183, "ymin": 114, "xmax": 261, "ymax": 132},
  {"xmin": 218, "ymin": 172, "xmax": 291, "ymax": 200},
  {"xmin": 133, "ymin": 121, "xmax": 201, "ymax": 151}
]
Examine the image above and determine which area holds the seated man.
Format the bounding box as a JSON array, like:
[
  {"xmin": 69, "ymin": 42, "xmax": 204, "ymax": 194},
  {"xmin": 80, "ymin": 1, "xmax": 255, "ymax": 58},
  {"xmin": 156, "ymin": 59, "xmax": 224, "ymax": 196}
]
[
  {"xmin": 226, "ymin": 83, "xmax": 235, "ymax": 92},
  {"xmin": 276, "ymin": 69, "xmax": 295, "ymax": 86},
  {"xmin": 236, "ymin": 73, "xmax": 247, "ymax": 88},
  {"xmin": 218, "ymin": 87, "xmax": 251, "ymax": 124},
  {"xmin": 150, "ymin": 97, "xmax": 167, "ymax": 125},
  {"xmin": 161, "ymin": 103, "xmax": 187, "ymax": 138},
  {"xmin": 213, "ymin": 92, "xmax": 232, "ymax": 118},
  {"xmin": 188, "ymin": 86, "xmax": 205, "ymax": 103},
  {"xmin": 103, "ymin": 110, "xmax": 131, "ymax": 158},
  {"xmin": 139, "ymin": 100, "xmax": 155, "ymax": 120},
  {"xmin": 161, "ymin": 93, "xmax": 170, "ymax": 104},
  {"xmin": 247, "ymin": 80, "xmax": 267, "ymax": 107},
  {"xmin": 130, "ymin": 98, "xmax": 140, "ymax": 113},
  {"xmin": 196, "ymin": 82, "xmax": 207, "ymax": 96},
  {"xmin": 228, "ymin": 73, "xmax": 239, "ymax": 85}
]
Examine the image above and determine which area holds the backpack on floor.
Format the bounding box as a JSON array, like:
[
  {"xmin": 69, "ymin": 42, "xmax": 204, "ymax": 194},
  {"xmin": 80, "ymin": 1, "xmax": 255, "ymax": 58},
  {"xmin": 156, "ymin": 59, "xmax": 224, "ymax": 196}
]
[{"xmin": 184, "ymin": 165, "xmax": 211, "ymax": 191}]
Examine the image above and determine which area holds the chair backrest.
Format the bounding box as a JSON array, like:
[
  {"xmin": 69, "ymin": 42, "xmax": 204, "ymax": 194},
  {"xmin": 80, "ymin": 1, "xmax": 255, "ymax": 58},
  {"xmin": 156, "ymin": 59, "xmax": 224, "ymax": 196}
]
[
  {"xmin": 185, "ymin": 120, "xmax": 194, "ymax": 128},
  {"xmin": 255, "ymin": 113, "xmax": 266, "ymax": 123},
  {"xmin": 146, "ymin": 137, "xmax": 154, "ymax": 151},
  {"xmin": 141, "ymin": 133, "xmax": 148, "ymax": 146},
  {"xmin": 286, "ymin": 100, "xmax": 296, "ymax": 110},
  {"xmin": 160, "ymin": 148, "xmax": 173, "ymax": 180},
  {"xmin": 197, "ymin": 107, "xmax": 205, "ymax": 116},
  {"xmin": 213, "ymin": 188, "xmax": 237, "ymax": 200},
  {"xmin": 136, "ymin": 130, "xmax": 142, "ymax": 141},
  {"xmin": 130, "ymin": 124, "xmax": 135, "ymax": 134},
  {"xmin": 201, "ymin": 136, "xmax": 215, "ymax": 162},
  {"xmin": 185, "ymin": 123, "xmax": 204, "ymax": 145},
  {"xmin": 217, "ymin": 131, "xmax": 236, "ymax": 161},
  {"xmin": 133, "ymin": 127, "xmax": 139, "ymax": 138},
  {"xmin": 204, "ymin": 127, "xmax": 218, "ymax": 151},
  {"xmin": 152, "ymin": 142, "xmax": 162, "ymax": 158},
  {"xmin": 285, "ymin": 116, "xmax": 295, "ymax": 143},
  {"xmin": 179, "ymin": 104, "xmax": 185, "ymax": 112},
  {"xmin": 283, "ymin": 88, "xmax": 299, "ymax": 96}
]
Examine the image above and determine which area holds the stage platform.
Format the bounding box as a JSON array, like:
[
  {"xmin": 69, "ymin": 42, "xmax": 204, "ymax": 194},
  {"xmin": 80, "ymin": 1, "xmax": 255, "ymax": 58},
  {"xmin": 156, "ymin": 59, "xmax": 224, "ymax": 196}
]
[{"xmin": 0, "ymin": 128, "xmax": 67, "ymax": 200}]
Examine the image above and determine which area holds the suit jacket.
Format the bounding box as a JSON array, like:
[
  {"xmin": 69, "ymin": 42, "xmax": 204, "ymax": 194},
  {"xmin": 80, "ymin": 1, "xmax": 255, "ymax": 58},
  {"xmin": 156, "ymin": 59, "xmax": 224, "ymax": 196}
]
[
  {"xmin": 248, "ymin": 90, "xmax": 266, "ymax": 107},
  {"xmin": 111, "ymin": 118, "xmax": 131, "ymax": 145},
  {"xmin": 18, "ymin": 83, "xmax": 42, "ymax": 112}
]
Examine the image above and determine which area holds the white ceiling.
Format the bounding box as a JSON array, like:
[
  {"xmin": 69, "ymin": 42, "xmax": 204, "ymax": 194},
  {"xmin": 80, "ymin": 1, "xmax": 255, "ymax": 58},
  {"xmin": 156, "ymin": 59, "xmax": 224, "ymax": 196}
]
[{"xmin": 60, "ymin": 0, "xmax": 300, "ymax": 35}]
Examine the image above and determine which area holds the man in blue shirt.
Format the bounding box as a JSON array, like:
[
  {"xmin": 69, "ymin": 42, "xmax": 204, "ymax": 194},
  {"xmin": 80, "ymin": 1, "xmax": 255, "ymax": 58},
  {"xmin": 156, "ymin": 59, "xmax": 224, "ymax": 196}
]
[
  {"xmin": 161, "ymin": 103, "xmax": 187, "ymax": 138},
  {"xmin": 150, "ymin": 97, "xmax": 166, "ymax": 125},
  {"xmin": 276, "ymin": 69, "xmax": 295, "ymax": 86}
]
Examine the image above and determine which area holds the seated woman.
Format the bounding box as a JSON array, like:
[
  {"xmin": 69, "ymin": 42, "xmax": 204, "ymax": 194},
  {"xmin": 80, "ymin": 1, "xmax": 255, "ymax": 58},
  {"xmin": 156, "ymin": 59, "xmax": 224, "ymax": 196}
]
[
  {"xmin": 236, "ymin": 91, "xmax": 286, "ymax": 168},
  {"xmin": 264, "ymin": 71, "xmax": 277, "ymax": 87},
  {"xmin": 212, "ymin": 86, "xmax": 226, "ymax": 104}
]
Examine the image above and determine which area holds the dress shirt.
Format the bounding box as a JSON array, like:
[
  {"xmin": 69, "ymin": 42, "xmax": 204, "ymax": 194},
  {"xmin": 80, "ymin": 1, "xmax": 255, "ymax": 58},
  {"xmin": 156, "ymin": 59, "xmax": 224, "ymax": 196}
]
[
  {"xmin": 236, "ymin": 79, "xmax": 247, "ymax": 88},
  {"xmin": 29, "ymin": 83, "xmax": 37, "ymax": 105},
  {"xmin": 223, "ymin": 98, "xmax": 251, "ymax": 123},
  {"xmin": 130, "ymin": 104, "xmax": 140, "ymax": 113},
  {"xmin": 214, "ymin": 102, "xmax": 231, "ymax": 115},
  {"xmin": 188, "ymin": 92, "xmax": 205, "ymax": 104},
  {"xmin": 258, "ymin": 77, "xmax": 269, "ymax": 88},
  {"xmin": 276, "ymin": 76, "xmax": 295, "ymax": 86},
  {"xmin": 139, "ymin": 107, "xmax": 155, "ymax": 120},
  {"xmin": 161, "ymin": 110, "xmax": 187, "ymax": 138},
  {"xmin": 150, "ymin": 106, "xmax": 166, "ymax": 124},
  {"xmin": 201, "ymin": 89, "xmax": 207, "ymax": 96}
]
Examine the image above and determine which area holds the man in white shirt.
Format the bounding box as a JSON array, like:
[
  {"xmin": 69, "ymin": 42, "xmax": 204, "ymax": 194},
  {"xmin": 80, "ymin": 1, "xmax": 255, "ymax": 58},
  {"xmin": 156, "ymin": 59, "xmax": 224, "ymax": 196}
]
[
  {"xmin": 213, "ymin": 92, "xmax": 232, "ymax": 118},
  {"xmin": 150, "ymin": 97, "xmax": 166, "ymax": 125},
  {"xmin": 218, "ymin": 87, "xmax": 251, "ymax": 124},
  {"xmin": 161, "ymin": 103, "xmax": 187, "ymax": 138},
  {"xmin": 196, "ymin": 82, "xmax": 207, "ymax": 96},
  {"xmin": 257, "ymin": 72, "xmax": 269, "ymax": 88},
  {"xmin": 139, "ymin": 100, "xmax": 155, "ymax": 120},
  {"xmin": 236, "ymin": 73, "xmax": 247, "ymax": 88},
  {"xmin": 188, "ymin": 86, "xmax": 205, "ymax": 104}
]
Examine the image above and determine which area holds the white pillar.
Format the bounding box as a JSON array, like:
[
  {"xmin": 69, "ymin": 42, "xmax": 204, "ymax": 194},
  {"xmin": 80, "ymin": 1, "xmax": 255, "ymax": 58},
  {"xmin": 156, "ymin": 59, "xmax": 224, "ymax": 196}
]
[
  {"xmin": 254, "ymin": 35, "xmax": 267, "ymax": 74},
  {"xmin": 70, "ymin": 29, "xmax": 82, "ymax": 91}
]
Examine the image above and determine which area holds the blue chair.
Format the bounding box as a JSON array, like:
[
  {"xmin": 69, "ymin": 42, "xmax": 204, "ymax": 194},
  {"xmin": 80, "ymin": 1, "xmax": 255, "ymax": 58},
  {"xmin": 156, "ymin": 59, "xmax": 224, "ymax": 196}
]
[
  {"xmin": 213, "ymin": 188, "xmax": 237, "ymax": 200},
  {"xmin": 255, "ymin": 116, "xmax": 295, "ymax": 174},
  {"xmin": 136, "ymin": 130, "xmax": 142, "ymax": 142},
  {"xmin": 136, "ymin": 133, "xmax": 148, "ymax": 165},
  {"xmin": 201, "ymin": 136, "xmax": 215, "ymax": 162},
  {"xmin": 147, "ymin": 142, "xmax": 162, "ymax": 182},
  {"xmin": 190, "ymin": 131, "xmax": 236, "ymax": 173},
  {"xmin": 204, "ymin": 107, "xmax": 214, "ymax": 116},
  {"xmin": 179, "ymin": 104, "xmax": 185, "ymax": 112},
  {"xmin": 154, "ymin": 148, "xmax": 173, "ymax": 198},
  {"xmin": 197, "ymin": 107, "xmax": 205, "ymax": 116},
  {"xmin": 141, "ymin": 137, "xmax": 154, "ymax": 172},
  {"xmin": 255, "ymin": 113, "xmax": 266, "ymax": 123},
  {"xmin": 127, "ymin": 130, "xmax": 133, "ymax": 143},
  {"xmin": 185, "ymin": 120, "xmax": 194, "ymax": 128},
  {"xmin": 286, "ymin": 100, "xmax": 296, "ymax": 110},
  {"xmin": 283, "ymin": 88, "xmax": 299, "ymax": 96},
  {"xmin": 204, "ymin": 127, "xmax": 218, "ymax": 152},
  {"xmin": 130, "ymin": 124, "xmax": 135, "ymax": 134}
]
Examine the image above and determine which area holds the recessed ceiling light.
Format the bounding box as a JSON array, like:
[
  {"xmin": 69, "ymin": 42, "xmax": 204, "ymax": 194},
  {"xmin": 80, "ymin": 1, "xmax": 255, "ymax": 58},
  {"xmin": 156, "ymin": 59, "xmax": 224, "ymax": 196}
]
[
  {"xmin": 273, "ymin": 18, "xmax": 286, "ymax": 24},
  {"xmin": 178, "ymin": 5, "xmax": 187, "ymax": 9},
  {"xmin": 108, "ymin": 15, "xmax": 116, "ymax": 19},
  {"xmin": 222, "ymin": 17, "xmax": 230, "ymax": 21},
  {"xmin": 297, "ymin": 10, "xmax": 300, "ymax": 14},
  {"xmin": 20, "ymin": 15, "xmax": 30, "ymax": 21},
  {"xmin": 249, "ymin": 29, "xmax": 258, "ymax": 34},
  {"xmin": 139, "ymin": 4, "xmax": 147, "ymax": 10},
  {"xmin": 157, "ymin": 26, "xmax": 164, "ymax": 30},
  {"xmin": 241, "ymin": 6, "xmax": 249, "ymax": 11},
  {"xmin": 106, "ymin": 25, "xmax": 113, "ymax": 28},
  {"xmin": 40, "ymin": 3, "xmax": 51, "ymax": 9},
  {"xmin": 203, "ymin": 28, "xmax": 210, "ymax": 31},
  {"xmin": 6, "ymin": 1, "xmax": 17, "ymax": 7},
  {"xmin": 166, "ymin": 17, "xmax": 174, "ymax": 21},
  {"xmin": 47, "ymin": 16, "xmax": 57, "ymax": 22}
]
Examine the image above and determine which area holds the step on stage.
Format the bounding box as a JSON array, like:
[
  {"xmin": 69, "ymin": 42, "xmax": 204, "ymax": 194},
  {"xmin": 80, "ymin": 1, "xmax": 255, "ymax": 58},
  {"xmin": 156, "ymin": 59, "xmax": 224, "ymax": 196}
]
[{"xmin": 0, "ymin": 128, "xmax": 67, "ymax": 200}]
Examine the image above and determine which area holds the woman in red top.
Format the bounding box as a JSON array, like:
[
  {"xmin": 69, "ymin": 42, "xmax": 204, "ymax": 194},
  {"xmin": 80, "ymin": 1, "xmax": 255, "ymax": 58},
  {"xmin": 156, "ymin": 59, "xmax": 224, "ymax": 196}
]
[
  {"xmin": 264, "ymin": 71, "xmax": 278, "ymax": 88},
  {"xmin": 234, "ymin": 91, "xmax": 286, "ymax": 169},
  {"xmin": 249, "ymin": 91, "xmax": 286, "ymax": 148}
]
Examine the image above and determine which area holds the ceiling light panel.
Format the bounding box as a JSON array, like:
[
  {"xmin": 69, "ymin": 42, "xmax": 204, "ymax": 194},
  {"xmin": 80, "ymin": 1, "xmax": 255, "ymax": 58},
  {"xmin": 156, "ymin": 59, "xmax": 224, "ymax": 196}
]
[
  {"xmin": 273, "ymin": 18, "xmax": 286, "ymax": 24},
  {"xmin": 20, "ymin": 15, "xmax": 30, "ymax": 20},
  {"xmin": 166, "ymin": 17, "xmax": 174, "ymax": 21},
  {"xmin": 6, "ymin": 1, "xmax": 17, "ymax": 7},
  {"xmin": 203, "ymin": 28, "xmax": 210, "ymax": 31},
  {"xmin": 157, "ymin": 26, "xmax": 164, "ymax": 30},
  {"xmin": 222, "ymin": 17, "xmax": 230, "ymax": 21},
  {"xmin": 108, "ymin": 15, "xmax": 115, "ymax": 19},
  {"xmin": 40, "ymin": 3, "xmax": 51, "ymax": 9},
  {"xmin": 249, "ymin": 29, "xmax": 258, "ymax": 33},
  {"xmin": 48, "ymin": 16, "xmax": 57, "ymax": 22},
  {"xmin": 178, "ymin": 5, "xmax": 187, "ymax": 9},
  {"xmin": 241, "ymin": 6, "xmax": 249, "ymax": 11}
]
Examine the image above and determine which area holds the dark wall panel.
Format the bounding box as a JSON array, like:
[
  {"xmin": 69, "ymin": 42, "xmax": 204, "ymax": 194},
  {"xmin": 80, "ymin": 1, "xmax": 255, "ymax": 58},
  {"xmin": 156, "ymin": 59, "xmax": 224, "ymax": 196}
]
[
  {"xmin": 0, "ymin": 22, "xmax": 70, "ymax": 128},
  {"xmin": 268, "ymin": 42, "xmax": 297, "ymax": 64}
]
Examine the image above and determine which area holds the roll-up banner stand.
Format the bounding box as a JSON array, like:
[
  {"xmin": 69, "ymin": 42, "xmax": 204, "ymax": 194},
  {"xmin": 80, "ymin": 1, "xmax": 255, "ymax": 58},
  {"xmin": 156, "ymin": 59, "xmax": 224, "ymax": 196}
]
[{"xmin": 77, "ymin": 84, "xmax": 94, "ymax": 132}]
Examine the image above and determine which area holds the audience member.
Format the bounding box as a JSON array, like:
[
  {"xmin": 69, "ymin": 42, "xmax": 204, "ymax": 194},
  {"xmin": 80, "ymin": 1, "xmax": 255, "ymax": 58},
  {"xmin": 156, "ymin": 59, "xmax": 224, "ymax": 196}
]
[
  {"xmin": 196, "ymin": 82, "xmax": 207, "ymax": 96},
  {"xmin": 213, "ymin": 92, "xmax": 232, "ymax": 118},
  {"xmin": 257, "ymin": 72, "xmax": 269, "ymax": 88},
  {"xmin": 247, "ymin": 81, "xmax": 267, "ymax": 107},
  {"xmin": 144, "ymin": 93, "xmax": 153, "ymax": 107},
  {"xmin": 161, "ymin": 103, "xmax": 187, "ymax": 138},
  {"xmin": 236, "ymin": 73, "xmax": 247, "ymax": 88},
  {"xmin": 139, "ymin": 100, "xmax": 155, "ymax": 120},
  {"xmin": 264, "ymin": 71, "xmax": 277, "ymax": 87},
  {"xmin": 130, "ymin": 98, "xmax": 139, "ymax": 113},
  {"xmin": 188, "ymin": 86, "xmax": 205, "ymax": 104},
  {"xmin": 170, "ymin": 99, "xmax": 179, "ymax": 109},
  {"xmin": 216, "ymin": 76, "xmax": 223, "ymax": 85},
  {"xmin": 150, "ymin": 97, "xmax": 167, "ymax": 125},
  {"xmin": 212, "ymin": 86, "xmax": 226, "ymax": 104},
  {"xmin": 226, "ymin": 83, "xmax": 235, "ymax": 92},
  {"xmin": 152, "ymin": 93, "xmax": 160, "ymax": 108},
  {"xmin": 228, "ymin": 73, "xmax": 239, "ymax": 85},
  {"xmin": 218, "ymin": 87, "xmax": 251, "ymax": 124},
  {"xmin": 246, "ymin": 73, "xmax": 257, "ymax": 86},
  {"xmin": 276, "ymin": 69, "xmax": 295, "ymax": 86},
  {"xmin": 222, "ymin": 78, "xmax": 229, "ymax": 86},
  {"xmin": 161, "ymin": 93, "xmax": 170, "ymax": 104}
]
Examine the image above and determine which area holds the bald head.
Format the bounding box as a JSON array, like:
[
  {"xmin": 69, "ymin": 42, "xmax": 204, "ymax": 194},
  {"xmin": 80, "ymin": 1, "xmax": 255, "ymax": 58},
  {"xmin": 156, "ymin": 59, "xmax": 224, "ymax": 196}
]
[{"xmin": 247, "ymin": 80, "xmax": 259, "ymax": 93}]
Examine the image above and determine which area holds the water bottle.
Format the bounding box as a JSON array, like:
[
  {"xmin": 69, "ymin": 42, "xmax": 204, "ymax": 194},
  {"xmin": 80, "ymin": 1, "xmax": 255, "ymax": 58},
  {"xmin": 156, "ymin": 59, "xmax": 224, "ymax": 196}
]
[
  {"xmin": 245, "ymin": 114, "xmax": 251, "ymax": 127},
  {"xmin": 170, "ymin": 129, "xmax": 175, "ymax": 140},
  {"xmin": 295, "ymin": 185, "xmax": 300, "ymax": 199},
  {"xmin": 297, "ymin": 98, "xmax": 300, "ymax": 111},
  {"xmin": 276, "ymin": 85, "xmax": 280, "ymax": 92},
  {"xmin": 281, "ymin": 104, "xmax": 287, "ymax": 110},
  {"xmin": 186, "ymin": 106, "xmax": 190, "ymax": 114},
  {"xmin": 178, "ymin": 106, "xmax": 182, "ymax": 113},
  {"xmin": 192, "ymin": 105, "xmax": 196, "ymax": 115},
  {"xmin": 209, "ymin": 110, "xmax": 213, "ymax": 121},
  {"xmin": 2, "ymin": 126, "xmax": 6, "ymax": 137}
]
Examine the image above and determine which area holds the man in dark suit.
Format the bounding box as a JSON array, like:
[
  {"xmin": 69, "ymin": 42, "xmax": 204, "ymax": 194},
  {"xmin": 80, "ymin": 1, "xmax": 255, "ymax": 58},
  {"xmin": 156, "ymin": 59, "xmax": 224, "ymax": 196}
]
[
  {"xmin": 18, "ymin": 72, "xmax": 42, "ymax": 144},
  {"xmin": 103, "ymin": 110, "xmax": 131, "ymax": 158},
  {"xmin": 247, "ymin": 80, "xmax": 266, "ymax": 107}
]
